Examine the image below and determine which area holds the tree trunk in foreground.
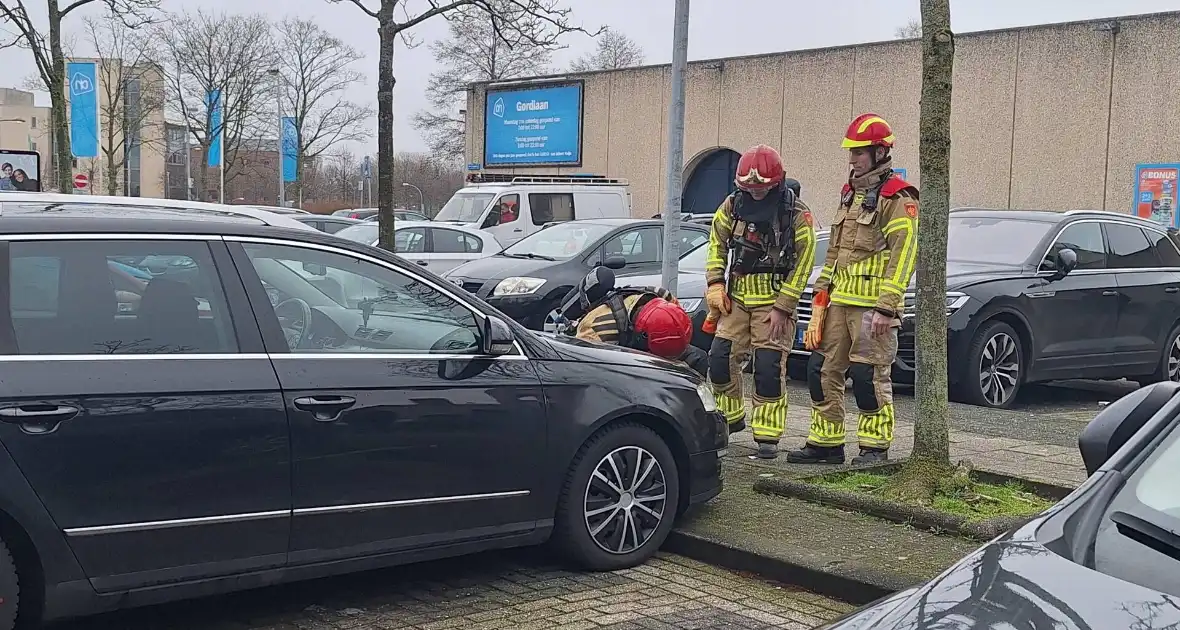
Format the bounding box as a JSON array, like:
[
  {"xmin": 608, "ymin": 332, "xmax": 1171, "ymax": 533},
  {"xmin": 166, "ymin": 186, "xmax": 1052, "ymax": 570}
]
[{"xmin": 887, "ymin": 0, "xmax": 955, "ymax": 502}]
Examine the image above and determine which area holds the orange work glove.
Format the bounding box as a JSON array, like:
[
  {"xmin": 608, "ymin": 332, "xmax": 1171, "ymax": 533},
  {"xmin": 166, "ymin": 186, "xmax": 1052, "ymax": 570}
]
[
  {"xmin": 703, "ymin": 284, "xmax": 731, "ymax": 335},
  {"xmin": 803, "ymin": 290, "xmax": 830, "ymax": 351}
]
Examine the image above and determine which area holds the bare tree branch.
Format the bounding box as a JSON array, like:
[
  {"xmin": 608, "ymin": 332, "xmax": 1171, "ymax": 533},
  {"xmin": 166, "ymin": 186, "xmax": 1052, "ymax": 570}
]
[
  {"xmin": 895, "ymin": 18, "xmax": 922, "ymax": 39},
  {"xmin": 568, "ymin": 26, "xmax": 644, "ymax": 72}
]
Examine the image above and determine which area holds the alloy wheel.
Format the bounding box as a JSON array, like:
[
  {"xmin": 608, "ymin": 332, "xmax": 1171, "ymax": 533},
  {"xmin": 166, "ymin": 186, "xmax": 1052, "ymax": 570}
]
[
  {"xmin": 583, "ymin": 446, "xmax": 667, "ymax": 555},
  {"xmin": 1169, "ymin": 335, "xmax": 1180, "ymax": 382},
  {"xmin": 979, "ymin": 332, "xmax": 1020, "ymax": 406}
]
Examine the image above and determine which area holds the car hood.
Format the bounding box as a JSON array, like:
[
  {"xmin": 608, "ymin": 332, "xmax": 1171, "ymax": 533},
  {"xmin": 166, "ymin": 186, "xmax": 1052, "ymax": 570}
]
[
  {"xmin": 538, "ymin": 331, "xmax": 698, "ymax": 378},
  {"xmin": 828, "ymin": 518, "xmax": 1180, "ymax": 628},
  {"xmin": 446, "ymin": 254, "xmax": 559, "ymax": 281},
  {"xmin": 944, "ymin": 260, "xmax": 1024, "ymax": 290}
]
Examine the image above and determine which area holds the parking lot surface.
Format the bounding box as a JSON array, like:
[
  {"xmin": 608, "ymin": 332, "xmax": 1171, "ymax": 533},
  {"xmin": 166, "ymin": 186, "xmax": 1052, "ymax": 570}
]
[{"xmin": 52, "ymin": 551, "xmax": 853, "ymax": 630}]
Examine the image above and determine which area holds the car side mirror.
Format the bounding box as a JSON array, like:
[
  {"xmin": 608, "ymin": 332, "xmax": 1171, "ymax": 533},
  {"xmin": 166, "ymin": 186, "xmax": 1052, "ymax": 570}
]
[
  {"xmin": 604, "ymin": 256, "xmax": 627, "ymax": 270},
  {"xmin": 1078, "ymin": 381, "xmax": 1180, "ymax": 475},
  {"xmin": 481, "ymin": 315, "xmax": 516, "ymax": 355},
  {"xmin": 1047, "ymin": 248, "xmax": 1077, "ymax": 281},
  {"xmin": 482, "ymin": 207, "xmax": 501, "ymax": 229},
  {"xmin": 303, "ymin": 262, "xmax": 327, "ymax": 276}
]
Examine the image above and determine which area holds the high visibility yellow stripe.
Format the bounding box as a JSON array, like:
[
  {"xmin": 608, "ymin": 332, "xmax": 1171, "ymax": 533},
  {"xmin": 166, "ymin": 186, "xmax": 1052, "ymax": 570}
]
[
  {"xmin": 780, "ymin": 225, "xmax": 816, "ymax": 300},
  {"xmin": 856, "ymin": 404, "xmax": 895, "ymax": 448},
  {"xmin": 706, "ymin": 205, "xmax": 732, "ymax": 272},
  {"xmin": 808, "ymin": 408, "xmax": 846, "ymax": 447},
  {"xmin": 887, "ymin": 220, "xmax": 918, "ymax": 291}
]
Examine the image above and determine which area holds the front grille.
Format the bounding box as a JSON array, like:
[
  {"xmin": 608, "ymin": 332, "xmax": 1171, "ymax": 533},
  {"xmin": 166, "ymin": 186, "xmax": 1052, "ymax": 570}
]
[
  {"xmin": 796, "ymin": 289, "xmax": 813, "ymax": 325},
  {"xmin": 897, "ymin": 331, "xmax": 916, "ymax": 369}
]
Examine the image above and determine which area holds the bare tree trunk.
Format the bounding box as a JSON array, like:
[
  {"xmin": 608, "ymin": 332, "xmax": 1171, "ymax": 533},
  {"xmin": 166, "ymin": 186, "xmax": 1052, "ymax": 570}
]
[
  {"xmin": 198, "ymin": 144, "xmax": 211, "ymax": 201},
  {"xmin": 887, "ymin": 0, "xmax": 955, "ymax": 502},
  {"xmin": 376, "ymin": 15, "xmax": 396, "ymax": 251},
  {"xmin": 49, "ymin": 2, "xmax": 72, "ymax": 192}
]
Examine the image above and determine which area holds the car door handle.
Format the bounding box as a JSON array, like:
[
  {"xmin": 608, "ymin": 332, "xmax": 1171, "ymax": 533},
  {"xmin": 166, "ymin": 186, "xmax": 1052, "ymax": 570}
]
[
  {"xmin": 415, "ymin": 260, "xmax": 428, "ymax": 266},
  {"xmin": 513, "ymin": 228, "xmax": 523, "ymax": 232},
  {"xmin": 1102, "ymin": 290, "xmax": 1119, "ymax": 296},
  {"xmin": 1167, "ymin": 287, "xmax": 1179, "ymax": 293},
  {"xmin": 0, "ymin": 404, "xmax": 79, "ymax": 435},
  {"xmin": 293, "ymin": 396, "xmax": 357, "ymax": 422}
]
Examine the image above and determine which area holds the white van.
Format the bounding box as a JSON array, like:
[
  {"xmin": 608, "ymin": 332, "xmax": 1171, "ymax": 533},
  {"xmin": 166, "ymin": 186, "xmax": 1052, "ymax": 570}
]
[{"xmin": 433, "ymin": 173, "xmax": 631, "ymax": 247}]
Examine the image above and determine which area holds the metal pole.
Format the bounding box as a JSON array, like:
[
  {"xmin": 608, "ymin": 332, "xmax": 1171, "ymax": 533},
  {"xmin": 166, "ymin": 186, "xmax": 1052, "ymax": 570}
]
[
  {"xmin": 275, "ymin": 76, "xmax": 285, "ymax": 207},
  {"xmin": 184, "ymin": 122, "xmax": 192, "ymax": 201},
  {"xmin": 403, "ymin": 182, "xmax": 423, "ymax": 213},
  {"xmin": 218, "ymin": 90, "xmax": 226, "ymax": 204},
  {"xmin": 660, "ymin": 0, "xmax": 690, "ymax": 294}
]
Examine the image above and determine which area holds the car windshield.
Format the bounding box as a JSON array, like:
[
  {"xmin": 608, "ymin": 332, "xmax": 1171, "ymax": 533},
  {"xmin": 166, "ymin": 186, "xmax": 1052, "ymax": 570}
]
[
  {"xmin": 677, "ymin": 233, "xmax": 830, "ymax": 272},
  {"xmin": 948, "ymin": 216, "xmax": 1055, "ymax": 265},
  {"xmin": 435, "ymin": 192, "xmax": 495, "ymax": 223},
  {"xmin": 336, "ymin": 223, "xmax": 378, "ymax": 245},
  {"xmin": 502, "ymin": 222, "xmax": 616, "ymax": 260}
]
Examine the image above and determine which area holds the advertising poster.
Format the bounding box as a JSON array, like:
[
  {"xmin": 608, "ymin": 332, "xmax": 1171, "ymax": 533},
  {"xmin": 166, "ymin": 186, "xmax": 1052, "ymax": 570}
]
[
  {"xmin": 484, "ymin": 81, "xmax": 583, "ymax": 167},
  {"xmin": 0, "ymin": 150, "xmax": 40, "ymax": 191},
  {"xmin": 894, "ymin": 168, "xmax": 908, "ymax": 181},
  {"xmin": 281, "ymin": 117, "xmax": 298, "ymax": 183},
  {"xmin": 206, "ymin": 90, "xmax": 223, "ymax": 167},
  {"xmin": 66, "ymin": 61, "xmax": 99, "ymax": 159},
  {"xmin": 1133, "ymin": 164, "xmax": 1180, "ymax": 228}
]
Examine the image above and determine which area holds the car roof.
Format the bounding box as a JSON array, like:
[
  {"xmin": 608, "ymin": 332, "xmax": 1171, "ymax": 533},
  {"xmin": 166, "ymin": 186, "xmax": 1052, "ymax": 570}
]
[
  {"xmin": 573, "ymin": 218, "xmax": 692, "ymax": 228},
  {"xmin": 0, "ymin": 193, "xmax": 319, "ymax": 233},
  {"xmin": 294, "ymin": 214, "xmax": 361, "ymax": 223},
  {"xmin": 950, "ymin": 207, "xmax": 1067, "ymax": 222}
]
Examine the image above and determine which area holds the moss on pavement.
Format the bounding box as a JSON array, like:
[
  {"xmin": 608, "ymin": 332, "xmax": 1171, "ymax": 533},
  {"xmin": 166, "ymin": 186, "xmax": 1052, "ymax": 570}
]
[{"xmin": 814, "ymin": 470, "xmax": 1055, "ymax": 522}]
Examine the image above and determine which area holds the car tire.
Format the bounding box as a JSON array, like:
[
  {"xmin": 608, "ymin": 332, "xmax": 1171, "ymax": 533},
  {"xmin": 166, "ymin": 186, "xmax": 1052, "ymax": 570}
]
[
  {"xmin": 957, "ymin": 320, "xmax": 1024, "ymax": 409},
  {"xmin": 1141, "ymin": 323, "xmax": 1180, "ymax": 386},
  {"xmin": 553, "ymin": 423, "xmax": 680, "ymax": 571},
  {"xmin": 0, "ymin": 538, "xmax": 18, "ymax": 630}
]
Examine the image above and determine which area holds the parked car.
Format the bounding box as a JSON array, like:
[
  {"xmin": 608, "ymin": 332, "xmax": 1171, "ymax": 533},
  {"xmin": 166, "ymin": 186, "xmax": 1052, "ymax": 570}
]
[
  {"xmin": 434, "ymin": 173, "xmax": 632, "ymax": 247},
  {"xmin": 245, "ymin": 204, "xmax": 312, "ymax": 215},
  {"xmin": 444, "ymin": 219, "xmax": 710, "ymax": 330},
  {"xmin": 618, "ymin": 231, "xmax": 830, "ymax": 371},
  {"xmin": 0, "ymin": 203, "xmax": 725, "ymax": 629},
  {"xmin": 826, "ymin": 380, "xmax": 1180, "ymax": 629},
  {"xmin": 362, "ymin": 210, "xmax": 430, "ymax": 222},
  {"xmin": 292, "ymin": 214, "xmax": 364, "ymax": 234},
  {"xmin": 333, "ymin": 208, "xmax": 427, "ymax": 222},
  {"xmin": 334, "ymin": 220, "xmax": 501, "ymax": 275},
  {"xmin": 0, "ymin": 193, "xmax": 318, "ymax": 233}
]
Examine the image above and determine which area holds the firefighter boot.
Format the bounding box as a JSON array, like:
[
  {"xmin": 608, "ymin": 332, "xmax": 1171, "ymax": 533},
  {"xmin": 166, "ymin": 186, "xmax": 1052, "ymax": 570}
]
[
  {"xmin": 729, "ymin": 418, "xmax": 747, "ymax": 435},
  {"xmin": 852, "ymin": 447, "xmax": 888, "ymax": 465},
  {"xmin": 786, "ymin": 444, "xmax": 846, "ymax": 464},
  {"xmin": 755, "ymin": 442, "xmax": 778, "ymax": 459}
]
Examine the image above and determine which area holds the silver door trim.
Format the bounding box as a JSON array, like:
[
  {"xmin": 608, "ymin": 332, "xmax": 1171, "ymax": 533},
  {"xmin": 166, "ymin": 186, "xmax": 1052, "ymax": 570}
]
[
  {"xmin": 292, "ymin": 490, "xmax": 531, "ymax": 516},
  {"xmin": 0, "ymin": 353, "xmax": 271, "ymax": 362},
  {"xmin": 63, "ymin": 509, "xmax": 289, "ymax": 537}
]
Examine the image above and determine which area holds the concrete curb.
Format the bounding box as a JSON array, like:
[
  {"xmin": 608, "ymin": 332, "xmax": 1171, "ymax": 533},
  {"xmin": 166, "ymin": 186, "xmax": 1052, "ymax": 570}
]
[{"xmin": 664, "ymin": 530, "xmax": 894, "ymax": 606}]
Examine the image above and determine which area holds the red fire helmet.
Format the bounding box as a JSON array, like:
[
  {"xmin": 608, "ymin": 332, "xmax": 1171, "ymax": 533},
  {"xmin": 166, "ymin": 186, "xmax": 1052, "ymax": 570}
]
[
  {"xmin": 633, "ymin": 299, "xmax": 692, "ymax": 359},
  {"xmin": 842, "ymin": 113, "xmax": 896, "ymax": 149},
  {"xmin": 735, "ymin": 144, "xmax": 785, "ymax": 192}
]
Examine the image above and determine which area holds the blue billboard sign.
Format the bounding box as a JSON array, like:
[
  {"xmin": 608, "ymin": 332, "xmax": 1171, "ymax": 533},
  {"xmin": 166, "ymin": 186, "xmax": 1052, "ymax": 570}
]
[
  {"xmin": 894, "ymin": 168, "xmax": 907, "ymax": 181},
  {"xmin": 484, "ymin": 82, "xmax": 583, "ymax": 167},
  {"xmin": 66, "ymin": 61, "xmax": 99, "ymax": 158},
  {"xmin": 207, "ymin": 90, "xmax": 222, "ymax": 167},
  {"xmin": 281, "ymin": 116, "xmax": 297, "ymax": 183}
]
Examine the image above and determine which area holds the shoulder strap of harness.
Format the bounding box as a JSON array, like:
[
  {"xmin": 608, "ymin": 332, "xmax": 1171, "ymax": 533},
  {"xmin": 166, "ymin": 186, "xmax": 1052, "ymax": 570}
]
[
  {"xmin": 880, "ymin": 175, "xmax": 918, "ymax": 199},
  {"xmin": 606, "ymin": 289, "xmax": 658, "ymax": 349}
]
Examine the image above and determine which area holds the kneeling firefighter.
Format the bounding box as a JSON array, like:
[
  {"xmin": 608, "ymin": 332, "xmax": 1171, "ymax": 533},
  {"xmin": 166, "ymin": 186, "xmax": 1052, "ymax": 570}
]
[
  {"xmin": 791, "ymin": 113, "xmax": 919, "ymax": 465},
  {"xmin": 558, "ymin": 267, "xmax": 703, "ymax": 375},
  {"xmin": 704, "ymin": 144, "xmax": 818, "ymax": 459}
]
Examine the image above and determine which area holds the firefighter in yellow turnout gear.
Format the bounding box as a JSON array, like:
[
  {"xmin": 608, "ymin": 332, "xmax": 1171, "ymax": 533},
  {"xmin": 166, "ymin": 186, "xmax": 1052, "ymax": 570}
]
[
  {"xmin": 791, "ymin": 113, "xmax": 919, "ymax": 465},
  {"xmin": 705, "ymin": 145, "xmax": 817, "ymax": 460}
]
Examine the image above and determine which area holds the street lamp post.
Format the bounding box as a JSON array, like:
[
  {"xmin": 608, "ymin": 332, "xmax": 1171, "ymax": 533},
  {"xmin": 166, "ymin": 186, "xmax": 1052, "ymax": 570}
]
[
  {"xmin": 267, "ymin": 68, "xmax": 284, "ymax": 207},
  {"xmin": 402, "ymin": 182, "xmax": 424, "ymax": 214}
]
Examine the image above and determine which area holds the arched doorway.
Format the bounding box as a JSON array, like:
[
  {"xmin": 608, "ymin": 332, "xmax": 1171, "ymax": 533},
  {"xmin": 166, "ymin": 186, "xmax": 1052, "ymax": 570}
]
[{"xmin": 682, "ymin": 148, "xmax": 740, "ymax": 215}]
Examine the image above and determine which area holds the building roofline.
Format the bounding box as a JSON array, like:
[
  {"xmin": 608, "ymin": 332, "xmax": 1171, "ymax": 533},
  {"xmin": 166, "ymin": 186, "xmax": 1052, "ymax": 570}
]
[{"xmin": 469, "ymin": 9, "xmax": 1179, "ymax": 90}]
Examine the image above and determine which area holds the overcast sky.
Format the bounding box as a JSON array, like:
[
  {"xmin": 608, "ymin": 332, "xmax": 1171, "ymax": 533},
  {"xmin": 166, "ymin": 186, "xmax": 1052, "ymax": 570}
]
[{"xmin": 4, "ymin": 0, "xmax": 1179, "ymax": 155}]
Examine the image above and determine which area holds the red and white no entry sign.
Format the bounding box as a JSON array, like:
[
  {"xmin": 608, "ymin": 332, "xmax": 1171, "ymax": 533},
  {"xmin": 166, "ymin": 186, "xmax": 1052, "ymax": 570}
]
[{"xmin": 73, "ymin": 174, "xmax": 88, "ymax": 189}]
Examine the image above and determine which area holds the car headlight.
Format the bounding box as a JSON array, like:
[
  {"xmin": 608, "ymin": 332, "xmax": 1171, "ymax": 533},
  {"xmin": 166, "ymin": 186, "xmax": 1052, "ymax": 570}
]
[
  {"xmin": 493, "ymin": 277, "xmax": 546, "ymax": 296},
  {"xmin": 902, "ymin": 291, "xmax": 969, "ymax": 316},
  {"xmin": 696, "ymin": 382, "xmax": 717, "ymax": 412},
  {"xmin": 678, "ymin": 298, "xmax": 702, "ymax": 313}
]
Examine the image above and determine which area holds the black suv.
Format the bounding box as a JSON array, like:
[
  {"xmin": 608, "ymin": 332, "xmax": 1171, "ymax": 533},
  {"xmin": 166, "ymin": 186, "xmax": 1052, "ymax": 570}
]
[
  {"xmin": 0, "ymin": 200, "xmax": 724, "ymax": 628},
  {"xmin": 871, "ymin": 209, "xmax": 1180, "ymax": 408}
]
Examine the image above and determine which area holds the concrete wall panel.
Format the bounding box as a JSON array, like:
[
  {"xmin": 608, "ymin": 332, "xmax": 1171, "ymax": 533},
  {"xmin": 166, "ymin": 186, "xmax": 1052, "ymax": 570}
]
[
  {"xmin": 717, "ymin": 56, "xmax": 785, "ymax": 156},
  {"xmin": 779, "ymin": 48, "xmax": 856, "ymax": 223},
  {"xmin": 851, "ymin": 41, "xmax": 922, "ymax": 185},
  {"xmin": 607, "ymin": 66, "xmax": 666, "ymax": 216},
  {"xmin": 949, "ymin": 31, "xmax": 1018, "ymax": 209},
  {"xmin": 683, "ymin": 63, "xmax": 723, "ymax": 164},
  {"xmin": 1010, "ymin": 23, "xmax": 1113, "ymax": 210},
  {"xmin": 574, "ymin": 75, "xmax": 612, "ymax": 176},
  {"xmin": 1105, "ymin": 15, "xmax": 1180, "ymax": 213}
]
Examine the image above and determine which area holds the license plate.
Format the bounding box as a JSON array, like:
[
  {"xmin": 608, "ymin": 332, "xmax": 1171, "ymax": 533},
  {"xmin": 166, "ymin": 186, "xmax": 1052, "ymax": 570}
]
[{"xmin": 794, "ymin": 325, "xmax": 805, "ymax": 349}]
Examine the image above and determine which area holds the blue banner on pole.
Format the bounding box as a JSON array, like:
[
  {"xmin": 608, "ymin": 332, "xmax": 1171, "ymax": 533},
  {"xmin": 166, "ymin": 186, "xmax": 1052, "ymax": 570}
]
[
  {"xmin": 281, "ymin": 117, "xmax": 297, "ymax": 183},
  {"xmin": 207, "ymin": 90, "xmax": 222, "ymax": 167},
  {"xmin": 67, "ymin": 62, "xmax": 99, "ymax": 158},
  {"xmin": 483, "ymin": 82, "xmax": 583, "ymax": 167}
]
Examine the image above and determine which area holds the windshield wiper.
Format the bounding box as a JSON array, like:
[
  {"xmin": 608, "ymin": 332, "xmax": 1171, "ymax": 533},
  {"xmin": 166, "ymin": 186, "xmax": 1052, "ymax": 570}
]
[
  {"xmin": 500, "ymin": 252, "xmax": 556, "ymax": 261},
  {"xmin": 1111, "ymin": 510, "xmax": 1180, "ymax": 563}
]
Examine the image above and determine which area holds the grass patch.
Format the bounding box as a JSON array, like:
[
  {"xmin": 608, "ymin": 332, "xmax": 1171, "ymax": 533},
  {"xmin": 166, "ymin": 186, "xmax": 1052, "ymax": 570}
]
[{"xmin": 813, "ymin": 470, "xmax": 1055, "ymax": 522}]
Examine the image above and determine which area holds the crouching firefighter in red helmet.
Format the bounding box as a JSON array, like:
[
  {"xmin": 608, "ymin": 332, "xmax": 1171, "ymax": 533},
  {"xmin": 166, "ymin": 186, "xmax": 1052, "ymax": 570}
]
[
  {"xmin": 560, "ymin": 267, "xmax": 702, "ymax": 375},
  {"xmin": 791, "ymin": 113, "xmax": 919, "ymax": 465},
  {"xmin": 704, "ymin": 144, "xmax": 818, "ymax": 459}
]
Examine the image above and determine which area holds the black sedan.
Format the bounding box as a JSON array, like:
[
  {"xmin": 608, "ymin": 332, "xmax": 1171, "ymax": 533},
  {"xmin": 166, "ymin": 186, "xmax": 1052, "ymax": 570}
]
[
  {"xmin": 825, "ymin": 380, "xmax": 1180, "ymax": 629},
  {"xmin": 443, "ymin": 219, "xmax": 710, "ymax": 330}
]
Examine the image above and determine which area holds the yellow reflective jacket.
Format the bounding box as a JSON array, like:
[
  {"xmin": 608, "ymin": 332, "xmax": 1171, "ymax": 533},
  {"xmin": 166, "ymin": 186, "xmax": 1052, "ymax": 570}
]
[
  {"xmin": 813, "ymin": 167, "xmax": 919, "ymax": 314},
  {"xmin": 705, "ymin": 193, "xmax": 818, "ymax": 312}
]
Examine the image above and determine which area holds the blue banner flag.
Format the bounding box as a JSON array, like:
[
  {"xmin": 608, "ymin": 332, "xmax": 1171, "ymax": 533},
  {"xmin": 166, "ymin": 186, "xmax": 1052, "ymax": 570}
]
[
  {"xmin": 281, "ymin": 117, "xmax": 298, "ymax": 183},
  {"xmin": 207, "ymin": 90, "xmax": 222, "ymax": 167},
  {"xmin": 67, "ymin": 62, "xmax": 99, "ymax": 158}
]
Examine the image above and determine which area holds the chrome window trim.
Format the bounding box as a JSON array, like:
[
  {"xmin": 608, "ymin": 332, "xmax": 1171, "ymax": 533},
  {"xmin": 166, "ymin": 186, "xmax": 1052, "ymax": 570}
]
[
  {"xmin": 61, "ymin": 490, "xmax": 530, "ymax": 537},
  {"xmin": 225, "ymin": 235, "xmax": 528, "ymax": 358},
  {"xmin": 0, "ymin": 353, "xmax": 270, "ymax": 362},
  {"xmin": 0, "ymin": 233, "xmax": 222, "ymax": 242},
  {"xmin": 271, "ymin": 352, "xmax": 528, "ymax": 362}
]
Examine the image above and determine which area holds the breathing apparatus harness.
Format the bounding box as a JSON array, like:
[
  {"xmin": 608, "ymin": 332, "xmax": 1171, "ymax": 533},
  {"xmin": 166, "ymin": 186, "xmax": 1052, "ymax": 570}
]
[{"xmin": 725, "ymin": 180, "xmax": 800, "ymax": 292}]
